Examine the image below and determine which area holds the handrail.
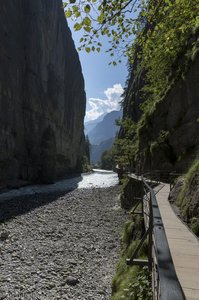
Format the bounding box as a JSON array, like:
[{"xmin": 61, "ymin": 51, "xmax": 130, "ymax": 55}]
[
  {"xmin": 126, "ymin": 172, "xmax": 185, "ymax": 300},
  {"xmin": 143, "ymin": 178, "xmax": 185, "ymax": 300}
]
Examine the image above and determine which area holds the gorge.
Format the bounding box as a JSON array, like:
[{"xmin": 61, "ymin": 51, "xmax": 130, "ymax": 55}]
[{"xmin": 0, "ymin": 1, "xmax": 199, "ymax": 299}]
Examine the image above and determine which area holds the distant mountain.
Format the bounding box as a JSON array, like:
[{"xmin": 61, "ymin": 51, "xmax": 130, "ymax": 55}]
[
  {"xmin": 84, "ymin": 113, "xmax": 106, "ymax": 135},
  {"xmin": 88, "ymin": 110, "xmax": 122, "ymax": 145},
  {"xmin": 91, "ymin": 138, "xmax": 114, "ymax": 163}
]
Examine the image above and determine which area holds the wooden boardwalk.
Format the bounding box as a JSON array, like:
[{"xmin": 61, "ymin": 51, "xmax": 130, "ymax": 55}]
[{"xmin": 155, "ymin": 184, "xmax": 199, "ymax": 300}]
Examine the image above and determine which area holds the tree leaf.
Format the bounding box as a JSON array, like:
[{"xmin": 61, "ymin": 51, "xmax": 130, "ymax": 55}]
[
  {"xmin": 85, "ymin": 47, "xmax": 91, "ymax": 53},
  {"xmin": 74, "ymin": 22, "xmax": 82, "ymax": 31},
  {"xmin": 84, "ymin": 4, "xmax": 91, "ymax": 13}
]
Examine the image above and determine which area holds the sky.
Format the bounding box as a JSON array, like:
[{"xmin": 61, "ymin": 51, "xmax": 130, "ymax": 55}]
[{"xmin": 68, "ymin": 22, "xmax": 128, "ymax": 122}]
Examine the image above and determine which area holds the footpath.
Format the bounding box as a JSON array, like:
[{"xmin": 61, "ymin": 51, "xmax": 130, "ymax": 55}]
[{"xmin": 156, "ymin": 184, "xmax": 199, "ymax": 300}]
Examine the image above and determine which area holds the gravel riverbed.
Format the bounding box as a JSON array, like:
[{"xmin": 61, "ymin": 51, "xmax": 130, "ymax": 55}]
[{"xmin": 0, "ymin": 185, "xmax": 127, "ymax": 300}]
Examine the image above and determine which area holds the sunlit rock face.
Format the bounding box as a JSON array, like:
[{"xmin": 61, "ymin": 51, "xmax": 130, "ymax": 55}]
[{"xmin": 0, "ymin": 0, "xmax": 86, "ymax": 183}]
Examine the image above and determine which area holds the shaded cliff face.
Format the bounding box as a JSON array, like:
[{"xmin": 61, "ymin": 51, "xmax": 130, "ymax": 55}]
[
  {"xmin": 121, "ymin": 61, "xmax": 146, "ymax": 124},
  {"xmin": 138, "ymin": 53, "xmax": 199, "ymax": 172},
  {"xmin": 169, "ymin": 158, "xmax": 199, "ymax": 236},
  {"xmin": 0, "ymin": 0, "xmax": 86, "ymax": 183},
  {"xmin": 120, "ymin": 49, "xmax": 199, "ymax": 173}
]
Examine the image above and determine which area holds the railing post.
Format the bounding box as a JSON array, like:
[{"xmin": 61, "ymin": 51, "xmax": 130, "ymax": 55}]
[
  {"xmin": 148, "ymin": 192, "xmax": 153, "ymax": 271},
  {"xmin": 141, "ymin": 179, "xmax": 144, "ymax": 217}
]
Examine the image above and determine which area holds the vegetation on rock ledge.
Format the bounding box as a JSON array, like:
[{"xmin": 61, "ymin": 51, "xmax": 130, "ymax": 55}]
[
  {"xmin": 66, "ymin": 0, "xmax": 199, "ymax": 172},
  {"xmin": 177, "ymin": 157, "xmax": 199, "ymax": 236},
  {"xmin": 111, "ymin": 216, "xmax": 152, "ymax": 300}
]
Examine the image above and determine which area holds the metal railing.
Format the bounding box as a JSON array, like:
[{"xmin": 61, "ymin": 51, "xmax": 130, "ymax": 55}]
[{"xmin": 126, "ymin": 175, "xmax": 185, "ymax": 300}]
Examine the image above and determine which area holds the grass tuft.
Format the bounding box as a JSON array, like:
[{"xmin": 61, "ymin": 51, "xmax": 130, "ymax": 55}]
[
  {"xmin": 111, "ymin": 216, "xmax": 152, "ymax": 300},
  {"xmin": 177, "ymin": 156, "xmax": 199, "ymax": 236}
]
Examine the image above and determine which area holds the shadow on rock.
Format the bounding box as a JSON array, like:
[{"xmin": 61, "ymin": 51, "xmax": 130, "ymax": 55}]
[{"xmin": 0, "ymin": 175, "xmax": 83, "ymax": 223}]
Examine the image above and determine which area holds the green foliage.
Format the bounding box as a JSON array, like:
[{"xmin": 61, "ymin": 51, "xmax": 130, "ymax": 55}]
[
  {"xmin": 65, "ymin": 0, "xmax": 199, "ymax": 177},
  {"xmin": 85, "ymin": 135, "xmax": 91, "ymax": 164},
  {"xmin": 121, "ymin": 175, "xmax": 130, "ymax": 190},
  {"xmin": 122, "ymin": 215, "xmax": 144, "ymax": 245},
  {"xmin": 100, "ymin": 148, "xmax": 115, "ymax": 170},
  {"xmin": 120, "ymin": 267, "xmax": 152, "ymax": 300},
  {"xmin": 65, "ymin": 0, "xmax": 199, "ymax": 70},
  {"xmin": 132, "ymin": 2, "xmax": 199, "ymax": 156},
  {"xmin": 111, "ymin": 216, "xmax": 152, "ymax": 300},
  {"xmin": 177, "ymin": 157, "xmax": 199, "ymax": 207},
  {"xmin": 149, "ymin": 130, "xmax": 170, "ymax": 156},
  {"xmin": 177, "ymin": 156, "xmax": 199, "ymax": 235},
  {"xmin": 81, "ymin": 155, "xmax": 92, "ymax": 172},
  {"xmin": 121, "ymin": 0, "xmax": 198, "ymax": 168},
  {"xmin": 190, "ymin": 217, "xmax": 199, "ymax": 236},
  {"xmin": 81, "ymin": 135, "xmax": 92, "ymax": 172},
  {"xmin": 114, "ymin": 118, "xmax": 138, "ymax": 169},
  {"xmin": 139, "ymin": 0, "xmax": 199, "ymax": 108},
  {"xmin": 122, "ymin": 220, "xmax": 135, "ymax": 246},
  {"xmin": 64, "ymin": 0, "xmax": 142, "ymax": 64}
]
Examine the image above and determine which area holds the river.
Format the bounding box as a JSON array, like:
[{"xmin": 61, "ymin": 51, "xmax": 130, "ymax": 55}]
[{"xmin": 0, "ymin": 169, "xmax": 118, "ymax": 202}]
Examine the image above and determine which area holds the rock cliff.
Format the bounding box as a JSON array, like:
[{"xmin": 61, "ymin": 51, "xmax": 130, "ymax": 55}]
[
  {"xmin": 120, "ymin": 50, "xmax": 199, "ymax": 174},
  {"xmin": 138, "ymin": 52, "xmax": 199, "ymax": 172},
  {"xmin": 0, "ymin": 0, "xmax": 86, "ymax": 183},
  {"xmin": 169, "ymin": 158, "xmax": 199, "ymax": 236}
]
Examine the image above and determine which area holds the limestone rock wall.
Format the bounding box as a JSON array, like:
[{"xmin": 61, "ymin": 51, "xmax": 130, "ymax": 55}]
[
  {"xmin": 169, "ymin": 174, "xmax": 199, "ymax": 236},
  {"xmin": 121, "ymin": 49, "xmax": 199, "ymax": 174},
  {"xmin": 0, "ymin": 0, "xmax": 86, "ymax": 183},
  {"xmin": 138, "ymin": 53, "xmax": 199, "ymax": 172}
]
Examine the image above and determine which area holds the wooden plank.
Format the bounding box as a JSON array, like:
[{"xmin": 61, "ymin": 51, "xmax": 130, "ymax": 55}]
[
  {"xmin": 175, "ymin": 268, "xmax": 199, "ymax": 290},
  {"xmin": 183, "ymin": 288, "xmax": 199, "ymax": 300},
  {"xmin": 155, "ymin": 184, "xmax": 199, "ymax": 300},
  {"xmin": 164, "ymin": 228, "xmax": 198, "ymax": 241},
  {"xmin": 143, "ymin": 179, "xmax": 185, "ymax": 300}
]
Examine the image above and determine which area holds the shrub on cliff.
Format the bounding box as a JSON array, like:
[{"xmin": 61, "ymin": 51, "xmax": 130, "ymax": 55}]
[
  {"xmin": 100, "ymin": 148, "xmax": 115, "ymax": 170},
  {"xmin": 177, "ymin": 156, "xmax": 199, "ymax": 236},
  {"xmin": 111, "ymin": 216, "xmax": 152, "ymax": 300}
]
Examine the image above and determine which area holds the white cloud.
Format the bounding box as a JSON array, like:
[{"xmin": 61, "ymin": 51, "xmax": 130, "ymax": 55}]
[{"xmin": 85, "ymin": 83, "xmax": 124, "ymax": 122}]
